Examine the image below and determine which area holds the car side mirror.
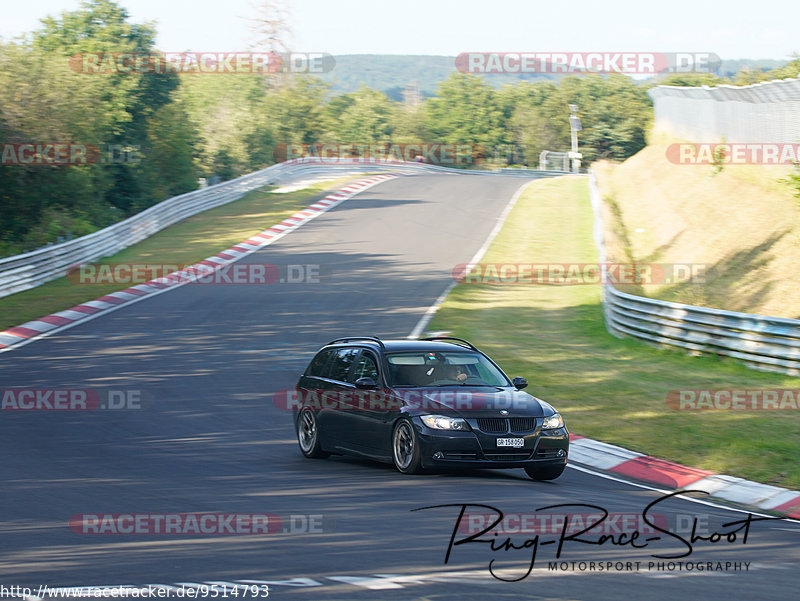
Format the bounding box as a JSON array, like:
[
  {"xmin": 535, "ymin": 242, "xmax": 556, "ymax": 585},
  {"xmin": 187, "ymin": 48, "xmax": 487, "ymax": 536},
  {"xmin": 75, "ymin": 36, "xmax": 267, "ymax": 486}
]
[
  {"xmin": 355, "ymin": 377, "xmax": 377, "ymax": 390},
  {"xmin": 512, "ymin": 377, "xmax": 528, "ymax": 390}
]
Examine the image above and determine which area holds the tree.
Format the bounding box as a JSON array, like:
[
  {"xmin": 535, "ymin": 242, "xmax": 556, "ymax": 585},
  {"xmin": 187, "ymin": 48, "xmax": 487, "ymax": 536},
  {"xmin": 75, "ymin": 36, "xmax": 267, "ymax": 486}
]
[
  {"xmin": 137, "ymin": 101, "xmax": 199, "ymax": 205},
  {"xmin": 0, "ymin": 0, "xmax": 195, "ymax": 255},
  {"xmin": 652, "ymin": 72, "xmax": 729, "ymax": 87},
  {"xmin": 0, "ymin": 40, "xmax": 116, "ymax": 253},
  {"xmin": 247, "ymin": 0, "xmax": 293, "ymax": 54},
  {"xmin": 391, "ymin": 104, "xmax": 430, "ymax": 145},
  {"xmin": 32, "ymin": 0, "xmax": 184, "ymax": 213},
  {"xmin": 423, "ymin": 73, "xmax": 505, "ymax": 164},
  {"xmin": 533, "ymin": 75, "xmax": 651, "ymax": 163},
  {"xmin": 763, "ymin": 55, "xmax": 800, "ymax": 80},
  {"xmin": 264, "ymin": 75, "xmax": 331, "ymax": 145},
  {"xmin": 508, "ymin": 105, "xmax": 562, "ymax": 166},
  {"xmin": 334, "ymin": 86, "xmax": 395, "ymax": 144},
  {"xmin": 178, "ymin": 72, "xmax": 275, "ymax": 178}
]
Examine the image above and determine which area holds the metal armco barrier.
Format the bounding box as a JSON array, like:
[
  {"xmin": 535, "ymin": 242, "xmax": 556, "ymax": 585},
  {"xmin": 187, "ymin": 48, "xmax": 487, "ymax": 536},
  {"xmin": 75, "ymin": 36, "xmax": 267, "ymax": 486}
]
[
  {"xmin": 589, "ymin": 171, "xmax": 800, "ymax": 376},
  {"xmin": 0, "ymin": 158, "xmax": 566, "ymax": 299},
  {"xmin": 649, "ymin": 77, "xmax": 800, "ymax": 143}
]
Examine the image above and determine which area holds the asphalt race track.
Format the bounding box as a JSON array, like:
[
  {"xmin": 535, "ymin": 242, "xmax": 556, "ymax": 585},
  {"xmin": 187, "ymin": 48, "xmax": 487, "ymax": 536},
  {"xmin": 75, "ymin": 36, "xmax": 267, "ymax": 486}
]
[{"xmin": 1, "ymin": 174, "xmax": 798, "ymax": 600}]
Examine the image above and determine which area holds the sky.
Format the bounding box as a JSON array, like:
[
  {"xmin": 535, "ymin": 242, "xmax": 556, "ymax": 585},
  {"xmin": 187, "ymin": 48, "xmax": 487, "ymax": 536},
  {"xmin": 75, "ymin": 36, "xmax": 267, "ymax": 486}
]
[{"xmin": 1, "ymin": 0, "xmax": 798, "ymax": 62}]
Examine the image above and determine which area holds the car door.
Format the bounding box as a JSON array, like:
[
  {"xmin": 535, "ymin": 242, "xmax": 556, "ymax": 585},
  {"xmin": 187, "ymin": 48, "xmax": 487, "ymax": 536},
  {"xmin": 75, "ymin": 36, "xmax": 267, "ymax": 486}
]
[
  {"xmin": 317, "ymin": 347, "xmax": 360, "ymax": 450},
  {"xmin": 345, "ymin": 350, "xmax": 397, "ymax": 457},
  {"xmin": 297, "ymin": 348, "xmax": 335, "ymax": 433}
]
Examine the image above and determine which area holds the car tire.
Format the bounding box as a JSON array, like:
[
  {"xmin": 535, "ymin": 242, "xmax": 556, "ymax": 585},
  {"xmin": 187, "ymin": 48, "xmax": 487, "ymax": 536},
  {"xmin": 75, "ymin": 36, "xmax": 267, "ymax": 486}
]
[
  {"xmin": 392, "ymin": 419, "xmax": 423, "ymax": 474},
  {"xmin": 297, "ymin": 408, "xmax": 329, "ymax": 459},
  {"xmin": 524, "ymin": 464, "xmax": 565, "ymax": 481}
]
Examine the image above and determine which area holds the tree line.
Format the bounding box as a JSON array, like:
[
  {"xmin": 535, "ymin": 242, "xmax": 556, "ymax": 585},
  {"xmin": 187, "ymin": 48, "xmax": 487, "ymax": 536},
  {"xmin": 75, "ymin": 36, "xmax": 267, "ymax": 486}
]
[{"xmin": 0, "ymin": 0, "xmax": 796, "ymax": 257}]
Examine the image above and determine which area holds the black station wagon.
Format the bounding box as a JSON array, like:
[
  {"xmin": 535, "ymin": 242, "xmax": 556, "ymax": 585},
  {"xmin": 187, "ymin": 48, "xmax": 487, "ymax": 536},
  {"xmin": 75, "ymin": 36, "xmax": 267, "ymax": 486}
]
[{"xmin": 293, "ymin": 336, "xmax": 569, "ymax": 480}]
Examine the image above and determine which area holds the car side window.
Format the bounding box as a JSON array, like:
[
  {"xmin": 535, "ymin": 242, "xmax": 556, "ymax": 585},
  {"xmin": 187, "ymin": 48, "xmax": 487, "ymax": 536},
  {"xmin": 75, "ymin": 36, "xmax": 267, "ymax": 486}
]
[
  {"xmin": 328, "ymin": 348, "xmax": 359, "ymax": 382},
  {"xmin": 306, "ymin": 349, "xmax": 334, "ymax": 378},
  {"xmin": 351, "ymin": 352, "xmax": 379, "ymax": 383}
]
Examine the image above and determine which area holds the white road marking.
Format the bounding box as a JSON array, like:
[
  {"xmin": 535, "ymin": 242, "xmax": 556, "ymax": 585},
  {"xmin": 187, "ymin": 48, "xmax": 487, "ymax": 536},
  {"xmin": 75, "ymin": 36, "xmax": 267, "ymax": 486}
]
[
  {"xmin": 569, "ymin": 437, "xmax": 643, "ymax": 470},
  {"xmin": 236, "ymin": 578, "xmax": 323, "ymax": 587},
  {"xmin": 567, "ymin": 463, "xmax": 800, "ymax": 524},
  {"xmin": 326, "ymin": 575, "xmax": 405, "ymax": 590},
  {"xmin": 408, "ymin": 177, "xmax": 561, "ymax": 339},
  {"xmin": 0, "ymin": 176, "xmax": 394, "ymax": 355}
]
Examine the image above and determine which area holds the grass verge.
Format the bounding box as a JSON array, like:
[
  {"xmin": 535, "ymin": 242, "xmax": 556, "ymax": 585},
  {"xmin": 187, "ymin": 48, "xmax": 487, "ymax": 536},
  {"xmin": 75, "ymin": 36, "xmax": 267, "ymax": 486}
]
[
  {"xmin": 593, "ymin": 144, "xmax": 800, "ymax": 318},
  {"xmin": 429, "ymin": 175, "xmax": 800, "ymax": 489},
  {"xmin": 0, "ymin": 176, "xmax": 359, "ymax": 332}
]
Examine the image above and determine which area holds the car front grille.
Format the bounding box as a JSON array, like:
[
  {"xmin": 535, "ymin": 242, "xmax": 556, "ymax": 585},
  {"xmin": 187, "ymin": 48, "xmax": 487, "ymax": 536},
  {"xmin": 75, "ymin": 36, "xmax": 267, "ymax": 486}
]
[
  {"xmin": 484, "ymin": 450, "xmax": 534, "ymax": 461},
  {"xmin": 476, "ymin": 417, "xmax": 508, "ymax": 433},
  {"xmin": 509, "ymin": 417, "xmax": 536, "ymax": 433},
  {"xmin": 441, "ymin": 451, "xmax": 479, "ymax": 460},
  {"xmin": 440, "ymin": 450, "xmax": 533, "ymax": 461},
  {"xmin": 475, "ymin": 417, "xmax": 537, "ymax": 434}
]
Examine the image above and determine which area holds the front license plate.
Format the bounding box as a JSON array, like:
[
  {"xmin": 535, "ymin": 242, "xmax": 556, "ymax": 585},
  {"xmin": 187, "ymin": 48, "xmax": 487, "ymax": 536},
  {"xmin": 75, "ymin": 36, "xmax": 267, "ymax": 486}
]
[{"xmin": 497, "ymin": 438, "xmax": 525, "ymax": 448}]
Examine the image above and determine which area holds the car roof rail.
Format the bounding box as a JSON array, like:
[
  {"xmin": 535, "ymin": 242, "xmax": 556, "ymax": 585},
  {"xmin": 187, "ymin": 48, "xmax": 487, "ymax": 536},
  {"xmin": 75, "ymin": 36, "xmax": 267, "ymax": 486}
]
[
  {"xmin": 327, "ymin": 336, "xmax": 386, "ymax": 350},
  {"xmin": 418, "ymin": 336, "xmax": 478, "ymax": 351}
]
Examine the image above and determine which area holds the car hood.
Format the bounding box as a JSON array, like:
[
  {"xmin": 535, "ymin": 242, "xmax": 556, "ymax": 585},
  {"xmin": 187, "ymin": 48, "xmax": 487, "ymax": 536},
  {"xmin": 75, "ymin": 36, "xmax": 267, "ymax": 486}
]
[{"xmin": 392, "ymin": 386, "xmax": 555, "ymax": 418}]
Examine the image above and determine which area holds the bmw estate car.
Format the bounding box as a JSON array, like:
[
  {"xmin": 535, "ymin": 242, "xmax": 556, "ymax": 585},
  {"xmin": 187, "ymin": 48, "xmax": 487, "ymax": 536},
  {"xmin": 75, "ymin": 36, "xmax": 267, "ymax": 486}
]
[{"xmin": 293, "ymin": 336, "xmax": 569, "ymax": 480}]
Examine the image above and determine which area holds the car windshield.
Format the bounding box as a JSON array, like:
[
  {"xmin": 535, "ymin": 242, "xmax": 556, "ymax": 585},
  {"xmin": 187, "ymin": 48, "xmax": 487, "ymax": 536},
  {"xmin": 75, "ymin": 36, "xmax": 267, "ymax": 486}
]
[{"xmin": 385, "ymin": 351, "xmax": 510, "ymax": 387}]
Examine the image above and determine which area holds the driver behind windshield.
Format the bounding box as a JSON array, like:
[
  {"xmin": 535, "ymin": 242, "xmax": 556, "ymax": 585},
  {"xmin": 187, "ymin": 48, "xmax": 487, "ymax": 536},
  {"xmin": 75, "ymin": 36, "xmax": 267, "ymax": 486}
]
[{"xmin": 446, "ymin": 364, "xmax": 468, "ymax": 382}]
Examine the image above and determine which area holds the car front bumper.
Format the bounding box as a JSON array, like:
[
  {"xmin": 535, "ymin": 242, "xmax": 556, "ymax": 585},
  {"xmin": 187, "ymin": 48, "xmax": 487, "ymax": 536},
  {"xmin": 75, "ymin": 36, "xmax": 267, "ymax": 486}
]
[{"xmin": 413, "ymin": 418, "xmax": 569, "ymax": 469}]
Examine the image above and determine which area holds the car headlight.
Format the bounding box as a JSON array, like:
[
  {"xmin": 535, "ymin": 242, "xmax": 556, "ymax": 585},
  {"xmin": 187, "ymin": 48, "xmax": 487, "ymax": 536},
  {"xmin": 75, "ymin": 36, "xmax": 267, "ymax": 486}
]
[
  {"xmin": 542, "ymin": 413, "xmax": 564, "ymax": 429},
  {"xmin": 420, "ymin": 415, "xmax": 469, "ymax": 430}
]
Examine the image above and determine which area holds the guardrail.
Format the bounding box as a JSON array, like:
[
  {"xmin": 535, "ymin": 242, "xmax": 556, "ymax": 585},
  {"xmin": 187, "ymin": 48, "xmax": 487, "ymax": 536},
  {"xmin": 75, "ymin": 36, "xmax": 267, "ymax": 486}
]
[
  {"xmin": 0, "ymin": 158, "xmax": 566, "ymax": 299},
  {"xmin": 589, "ymin": 171, "xmax": 800, "ymax": 376},
  {"xmin": 649, "ymin": 77, "xmax": 800, "ymax": 144},
  {"xmin": 538, "ymin": 150, "xmax": 570, "ymax": 172}
]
